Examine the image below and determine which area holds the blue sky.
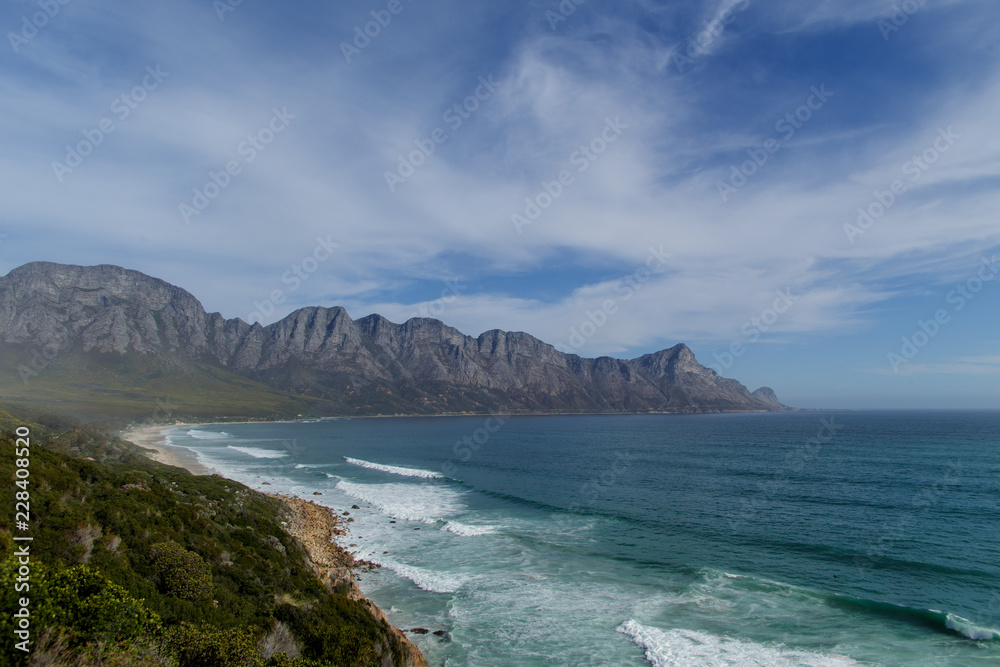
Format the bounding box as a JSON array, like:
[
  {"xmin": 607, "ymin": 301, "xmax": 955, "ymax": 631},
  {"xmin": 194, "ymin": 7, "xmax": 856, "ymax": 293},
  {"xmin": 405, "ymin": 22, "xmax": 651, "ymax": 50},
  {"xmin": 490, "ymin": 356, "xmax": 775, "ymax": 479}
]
[{"xmin": 1, "ymin": 0, "xmax": 999, "ymax": 409}]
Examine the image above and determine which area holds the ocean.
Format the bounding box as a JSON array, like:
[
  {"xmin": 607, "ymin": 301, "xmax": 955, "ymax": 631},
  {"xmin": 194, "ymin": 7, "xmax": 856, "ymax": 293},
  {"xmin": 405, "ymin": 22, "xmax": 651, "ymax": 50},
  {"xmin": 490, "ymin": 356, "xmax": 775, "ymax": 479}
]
[{"xmin": 164, "ymin": 411, "xmax": 1000, "ymax": 666}]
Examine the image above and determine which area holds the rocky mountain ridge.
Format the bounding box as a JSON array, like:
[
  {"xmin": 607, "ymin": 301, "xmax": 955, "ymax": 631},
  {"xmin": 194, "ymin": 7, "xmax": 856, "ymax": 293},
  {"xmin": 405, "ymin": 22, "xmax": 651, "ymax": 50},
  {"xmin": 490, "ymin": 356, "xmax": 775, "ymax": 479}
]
[{"xmin": 0, "ymin": 262, "xmax": 789, "ymax": 416}]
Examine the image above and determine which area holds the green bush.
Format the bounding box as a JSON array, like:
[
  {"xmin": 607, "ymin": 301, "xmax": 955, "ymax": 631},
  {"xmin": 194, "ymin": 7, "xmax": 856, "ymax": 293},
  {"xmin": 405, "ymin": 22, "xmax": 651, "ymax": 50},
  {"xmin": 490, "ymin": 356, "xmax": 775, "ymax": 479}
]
[
  {"xmin": 41, "ymin": 564, "xmax": 161, "ymax": 644},
  {"xmin": 277, "ymin": 599, "xmax": 384, "ymax": 666},
  {"xmin": 150, "ymin": 541, "xmax": 214, "ymax": 602},
  {"xmin": 165, "ymin": 622, "xmax": 264, "ymax": 667},
  {"xmin": 0, "ymin": 554, "xmax": 160, "ymax": 664},
  {"xmin": 265, "ymin": 653, "xmax": 327, "ymax": 667},
  {"xmin": 0, "ymin": 552, "xmax": 55, "ymax": 664}
]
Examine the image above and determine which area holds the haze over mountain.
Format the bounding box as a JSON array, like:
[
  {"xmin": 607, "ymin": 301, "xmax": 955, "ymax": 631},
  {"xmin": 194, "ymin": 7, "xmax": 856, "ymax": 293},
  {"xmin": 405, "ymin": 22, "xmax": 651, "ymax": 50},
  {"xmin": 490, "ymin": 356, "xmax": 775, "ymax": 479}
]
[{"xmin": 0, "ymin": 262, "xmax": 787, "ymax": 419}]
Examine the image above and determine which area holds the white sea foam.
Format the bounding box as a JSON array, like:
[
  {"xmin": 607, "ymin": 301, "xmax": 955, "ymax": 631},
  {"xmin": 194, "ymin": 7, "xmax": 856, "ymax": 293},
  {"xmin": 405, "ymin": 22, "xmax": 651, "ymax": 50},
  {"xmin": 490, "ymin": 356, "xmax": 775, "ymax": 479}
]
[
  {"xmin": 186, "ymin": 429, "xmax": 232, "ymax": 440},
  {"xmin": 184, "ymin": 451, "xmax": 251, "ymax": 480},
  {"xmin": 226, "ymin": 445, "xmax": 289, "ymax": 459},
  {"xmin": 702, "ymin": 568, "xmax": 785, "ymax": 588},
  {"xmin": 335, "ymin": 480, "xmax": 462, "ymax": 522},
  {"xmin": 617, "ymin": 621, "xmax": 860, "ymax": 667},
  {"xmin": 379, "ymin": 560, "xmax": 468, "ymax": 594},
  {"xmin": 945, "ymin": 614, "xmax": 1000, "ymax": 641},
  {"xmin": 443, "ymin": 521, "xmax": 499, "ymax": 537},
  {"xmin": 160, "ymin": 435, "xmax": 198, "ymax": 458},
  {"xmin": 344, "ymin": 457, "xmax": 444, "ymax": 479}
]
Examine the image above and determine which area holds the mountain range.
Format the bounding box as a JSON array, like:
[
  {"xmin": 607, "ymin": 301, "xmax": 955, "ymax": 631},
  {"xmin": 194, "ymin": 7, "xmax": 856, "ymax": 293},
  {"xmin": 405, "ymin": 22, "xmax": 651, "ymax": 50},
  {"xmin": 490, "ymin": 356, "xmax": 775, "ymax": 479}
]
[{"xmin": 0, "ymin": 262, "xmax": 788, "ymax": 420}]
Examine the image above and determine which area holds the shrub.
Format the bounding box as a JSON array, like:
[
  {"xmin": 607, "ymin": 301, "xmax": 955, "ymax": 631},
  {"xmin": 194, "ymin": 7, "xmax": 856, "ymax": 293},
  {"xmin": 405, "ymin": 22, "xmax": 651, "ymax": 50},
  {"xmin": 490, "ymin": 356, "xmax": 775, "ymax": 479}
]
[
  {"xmin": 150, "ymin": 542, "xmax": 214, "ymax": 602},
  {"xmin": 165, "ymin": 622, "xmax": 264, "ymax": 667},
  {"xmin": 40, "ymin": 564, "xmax": 161, "ymax": 645},
  {"xmin": 265, "ymin": 653, "xmax": 327, "ymax": 667},
  {"xmin": 277, "ymin": 599, "xmax": 382, "ymax": 666},
  {"xmin": 0, "ymin": 552, "xmax": 56, "ymax": 665},
  {"xmin": 0, "ymin": 555, "xmax": 160, "ymax": 664}
]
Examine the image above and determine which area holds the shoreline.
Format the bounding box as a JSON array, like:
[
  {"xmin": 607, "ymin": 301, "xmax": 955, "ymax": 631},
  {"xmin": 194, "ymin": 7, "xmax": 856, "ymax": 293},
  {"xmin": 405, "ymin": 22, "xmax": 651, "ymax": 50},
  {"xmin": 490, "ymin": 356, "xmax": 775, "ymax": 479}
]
[{"xmin": 121, "ymin": 423, "xmax": 211, "ymax": 475}]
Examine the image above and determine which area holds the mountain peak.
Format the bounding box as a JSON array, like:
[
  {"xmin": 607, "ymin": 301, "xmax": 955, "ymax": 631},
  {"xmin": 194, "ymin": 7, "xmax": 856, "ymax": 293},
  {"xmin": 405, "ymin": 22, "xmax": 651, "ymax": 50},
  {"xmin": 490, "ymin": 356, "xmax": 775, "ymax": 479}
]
[{"xmin": 751, "ymin": 386, "xmax": 786, "ymax": 409}]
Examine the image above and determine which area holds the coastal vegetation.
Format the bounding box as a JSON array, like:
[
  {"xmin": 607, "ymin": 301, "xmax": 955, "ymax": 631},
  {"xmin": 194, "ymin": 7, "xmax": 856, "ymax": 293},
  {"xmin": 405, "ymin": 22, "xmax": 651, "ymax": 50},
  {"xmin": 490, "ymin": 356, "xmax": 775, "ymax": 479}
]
[{"xmin": 0, "ymin": 413, "xmax": 423, "ymax": 666}]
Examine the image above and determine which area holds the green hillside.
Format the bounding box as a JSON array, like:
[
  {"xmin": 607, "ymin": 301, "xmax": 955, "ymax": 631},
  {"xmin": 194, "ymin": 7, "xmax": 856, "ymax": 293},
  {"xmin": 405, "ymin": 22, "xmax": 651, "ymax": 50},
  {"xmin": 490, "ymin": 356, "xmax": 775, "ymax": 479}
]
[
  {"xmin": 0, "ymin": 348, "xmax": 338, "ymax": 422},
  {"xmin": 0, "ymin": 419, "xmax": 419, "ymax": 666}
]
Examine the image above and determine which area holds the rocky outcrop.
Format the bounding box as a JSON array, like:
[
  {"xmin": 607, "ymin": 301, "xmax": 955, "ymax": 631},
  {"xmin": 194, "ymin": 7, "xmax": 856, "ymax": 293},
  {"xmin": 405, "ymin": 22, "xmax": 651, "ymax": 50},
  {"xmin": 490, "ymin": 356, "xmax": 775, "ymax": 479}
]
[
  {"xmin": 751, "ymin": 386, "xmax": 784, "ymax": 408},
  {"xmin": 0, "ymin": 262, "xmax": 789, "ymax": 414},
  {"xmin": 273, "ymin": 495, "xmax": 427, "ymax": 667}
]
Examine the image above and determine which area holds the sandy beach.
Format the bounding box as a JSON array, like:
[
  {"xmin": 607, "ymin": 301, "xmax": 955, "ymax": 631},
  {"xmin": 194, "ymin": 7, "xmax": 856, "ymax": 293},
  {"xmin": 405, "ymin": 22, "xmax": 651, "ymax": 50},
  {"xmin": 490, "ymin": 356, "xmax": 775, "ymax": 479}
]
[{"xmin": 121, "ymin": 423, "xmax": 211, "ymax": 475}]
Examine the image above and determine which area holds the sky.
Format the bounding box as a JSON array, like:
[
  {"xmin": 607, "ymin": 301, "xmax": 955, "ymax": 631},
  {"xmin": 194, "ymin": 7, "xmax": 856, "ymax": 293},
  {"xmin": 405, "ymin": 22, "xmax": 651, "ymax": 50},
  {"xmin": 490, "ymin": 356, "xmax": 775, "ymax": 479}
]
[{"xmin": 1, "ymin": 0, "xmax": 999, "ymax": 410}]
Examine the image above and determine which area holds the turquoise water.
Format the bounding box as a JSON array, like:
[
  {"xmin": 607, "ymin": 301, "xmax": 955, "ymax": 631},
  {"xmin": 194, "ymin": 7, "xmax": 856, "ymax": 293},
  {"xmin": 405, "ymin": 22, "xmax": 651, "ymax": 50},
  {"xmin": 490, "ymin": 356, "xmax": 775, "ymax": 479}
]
[{"xmin": 166, "ymin": 412, "xmax": 1000, "ymax": 665}]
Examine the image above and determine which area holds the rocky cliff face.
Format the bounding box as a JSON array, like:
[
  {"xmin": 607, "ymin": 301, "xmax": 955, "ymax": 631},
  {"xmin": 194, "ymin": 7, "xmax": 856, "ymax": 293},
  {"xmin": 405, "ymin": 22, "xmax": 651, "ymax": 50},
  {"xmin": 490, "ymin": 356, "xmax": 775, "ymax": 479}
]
[
  {"xmin": 0, "ymin": 261, "xmax": 248, "ymax": 361},
  {"xmin": 0, "ymin": 262, "xmax": 789, "ymax": 415}
]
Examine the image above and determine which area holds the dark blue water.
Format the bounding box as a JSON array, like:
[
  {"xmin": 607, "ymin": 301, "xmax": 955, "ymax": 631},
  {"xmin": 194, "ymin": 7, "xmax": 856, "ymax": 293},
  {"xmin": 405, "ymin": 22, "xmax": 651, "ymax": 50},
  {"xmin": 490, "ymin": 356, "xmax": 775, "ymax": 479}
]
[{"xmin": 167, "ymin": 411, "xmax": 1000, "ymax": 665}]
